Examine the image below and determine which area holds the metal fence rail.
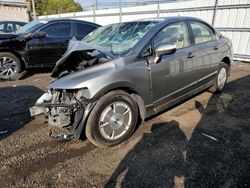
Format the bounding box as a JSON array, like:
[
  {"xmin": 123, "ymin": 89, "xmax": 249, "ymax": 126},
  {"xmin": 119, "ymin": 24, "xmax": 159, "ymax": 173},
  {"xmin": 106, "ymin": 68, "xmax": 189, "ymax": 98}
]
[{"xmin": 39, "ymin": 0, "xmax": 250, "ymax": 62}]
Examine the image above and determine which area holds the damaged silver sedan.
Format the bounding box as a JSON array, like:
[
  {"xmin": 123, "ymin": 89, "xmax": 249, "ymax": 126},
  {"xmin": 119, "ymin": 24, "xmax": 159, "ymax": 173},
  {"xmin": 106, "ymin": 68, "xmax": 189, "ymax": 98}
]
[{"xmin": 30, "ymin": 17, "xmax": 233, "ymax": 147}]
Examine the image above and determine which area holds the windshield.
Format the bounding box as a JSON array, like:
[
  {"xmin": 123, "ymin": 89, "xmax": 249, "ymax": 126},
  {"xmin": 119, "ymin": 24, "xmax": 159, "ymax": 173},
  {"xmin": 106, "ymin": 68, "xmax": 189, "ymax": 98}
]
[
  {"xmin": 15, "ymin": 20, "xmax": 47, "ymax": 34},
  {"xmin": 83, "ymin": 21, "xmax": 157, "ymax": 55}
]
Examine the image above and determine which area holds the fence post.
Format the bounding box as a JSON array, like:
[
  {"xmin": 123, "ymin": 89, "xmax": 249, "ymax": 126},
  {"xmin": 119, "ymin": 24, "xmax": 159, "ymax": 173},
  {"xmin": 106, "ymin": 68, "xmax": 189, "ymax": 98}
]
[
  {"xmin": 157, "ymin": 0, "xmax": 160, "ymax": 18},
  {"xmin": 31, "ymin": 0, "xmax": 36, "ymax": 20},
  {"xmin": 93, "ymin": 4, "xmax": 96, "ymax": 23},
  {"xmin": 212, "ymin": 0, "xmax": 218, "ymax": 26},
  {"xmin": 119, "ymin": 0, "xmax": 122, "ymax": 23}
]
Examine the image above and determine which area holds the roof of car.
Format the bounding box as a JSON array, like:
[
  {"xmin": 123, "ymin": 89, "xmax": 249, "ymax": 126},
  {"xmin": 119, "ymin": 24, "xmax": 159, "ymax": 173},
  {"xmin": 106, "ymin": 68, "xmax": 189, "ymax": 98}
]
[
  {"xmin": 138, "ymin": 16, "xmax": 203, "ymax": 23},
  {"xmin": 0, "ymin": 21, "xmax": 27, "ymax": 24},
  {"xmin": 40, "ymin": 18, "xmax": 101, "ymax": 26}
]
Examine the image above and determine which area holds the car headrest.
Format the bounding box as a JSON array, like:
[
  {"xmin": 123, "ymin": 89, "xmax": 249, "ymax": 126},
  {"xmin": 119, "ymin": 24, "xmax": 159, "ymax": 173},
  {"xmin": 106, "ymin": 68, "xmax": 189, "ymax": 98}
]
[
  {"xmin": 193, "ymin": 28, "xmax": 201, "ymax": 37},
  {"xmin": 7, "ymin": 26, "xmax": 13, "ymax": 32},
  {"xmin": 165, "ymin": 27, "xmax": 179, "ymax": 38}
]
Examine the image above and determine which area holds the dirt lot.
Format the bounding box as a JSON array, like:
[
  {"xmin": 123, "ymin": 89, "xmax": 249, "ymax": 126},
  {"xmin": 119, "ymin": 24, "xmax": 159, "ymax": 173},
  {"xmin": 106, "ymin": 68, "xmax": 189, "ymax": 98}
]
[{"xmin": 0, "ymin": 62, "xmax": 249, "ymax": 187}]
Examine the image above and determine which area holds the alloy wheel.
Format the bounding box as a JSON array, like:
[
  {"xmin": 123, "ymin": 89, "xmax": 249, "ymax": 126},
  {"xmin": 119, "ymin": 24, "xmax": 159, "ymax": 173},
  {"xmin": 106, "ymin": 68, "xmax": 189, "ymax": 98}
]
[
  {"xmin": 98, "ymin": 101, "xmax": 132, "ymax": 140},
  {"xmin": 0, "ymin": 56, "xmax": 18, "ymax": 77},
  {"xmin": 217, "ymin": 67, "xmax": 227, "ymax": 90}
]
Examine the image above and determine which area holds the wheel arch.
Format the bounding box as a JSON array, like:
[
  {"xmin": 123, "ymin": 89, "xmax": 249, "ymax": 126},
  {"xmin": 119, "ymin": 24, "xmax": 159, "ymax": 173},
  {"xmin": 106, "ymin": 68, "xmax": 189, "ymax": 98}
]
[
  {"xmin": 93, "ymin": 85, "xmax": 146, "ymax": 121},
  {"xmin": 0, "ymin": 49, "xmax": 28, "ymax": 70},
  {"xmin": 221, "ymin": 56, "xmax": 231, "ymax": 76}
]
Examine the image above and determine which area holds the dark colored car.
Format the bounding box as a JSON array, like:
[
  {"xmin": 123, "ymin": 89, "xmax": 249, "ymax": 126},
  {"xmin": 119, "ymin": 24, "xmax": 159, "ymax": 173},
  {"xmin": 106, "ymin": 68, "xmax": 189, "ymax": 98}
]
[
  {"xmin": 0, "ymin": 19, "xmax": 100, "ymax": 79},
  {"xmin": 30, "ymin": 17, "xmax": 233, "ymax": 147},
  {"xmin": 0, "ymin": 21, "xmax": 26, "ymax": 34}
]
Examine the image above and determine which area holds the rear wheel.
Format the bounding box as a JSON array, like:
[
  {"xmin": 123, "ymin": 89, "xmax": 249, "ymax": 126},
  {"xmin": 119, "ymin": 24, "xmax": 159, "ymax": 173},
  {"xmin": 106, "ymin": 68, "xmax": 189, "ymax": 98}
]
[
  {"xmin": 85, "ymin": 90, "xmax": 138, "ymax": 147},
  {"xmin": 209, "ymin": 62, "xmax": 228, "ymax": 93},
  {"xmin": 0, "ymin": 52, "xmax": 22, "ymax": 80}
]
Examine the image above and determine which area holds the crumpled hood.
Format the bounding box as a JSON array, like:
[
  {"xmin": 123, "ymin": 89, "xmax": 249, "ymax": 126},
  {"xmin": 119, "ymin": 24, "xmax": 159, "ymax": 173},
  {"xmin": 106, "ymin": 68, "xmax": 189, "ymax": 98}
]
[
  {"xmin": 51, "ymin": 38, "xmax": 113, "ymax": 77},
  {"xmin": 49, "ymin": 61, "xmax": 117, "ymax": 90}
]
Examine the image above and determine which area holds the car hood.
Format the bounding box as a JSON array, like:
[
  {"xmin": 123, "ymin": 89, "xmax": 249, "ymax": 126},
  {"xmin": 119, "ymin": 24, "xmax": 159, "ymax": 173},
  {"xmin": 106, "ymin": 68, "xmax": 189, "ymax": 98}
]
[
  {"xmin": 49, "ymin": 61, "xmax": 117, "ymax": 91},
  {"xmin": 0, "ymin": 33, "xmax": 17, "ymax": 40},
  {"xmin": 51, "ymin": 38, "xmax": 114, "ymax": 78}
]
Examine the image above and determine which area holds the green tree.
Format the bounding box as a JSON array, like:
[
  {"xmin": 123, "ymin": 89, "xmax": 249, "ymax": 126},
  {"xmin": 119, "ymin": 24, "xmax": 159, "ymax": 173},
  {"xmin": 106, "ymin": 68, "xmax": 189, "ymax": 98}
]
[{"xmin": 31, "ymin": 0, "xmax": 83, "ymax": 16}]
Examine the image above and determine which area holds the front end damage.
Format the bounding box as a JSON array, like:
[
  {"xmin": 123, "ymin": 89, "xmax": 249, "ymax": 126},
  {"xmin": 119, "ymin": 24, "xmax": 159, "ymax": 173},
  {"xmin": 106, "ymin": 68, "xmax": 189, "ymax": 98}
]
[
  {"xmin": 29, "ymin": 38, "xmax": 115, "ymax": 140},
  {"xmin": 30, "ymin": 89, "xmax": 96, "ymax": 139}
]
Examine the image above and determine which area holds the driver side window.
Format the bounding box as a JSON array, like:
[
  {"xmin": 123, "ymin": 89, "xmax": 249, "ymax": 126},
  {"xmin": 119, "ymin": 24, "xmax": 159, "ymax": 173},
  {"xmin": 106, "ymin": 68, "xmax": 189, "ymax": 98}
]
[
  {"xmin": 153, "ymin": 22, "xmax": 190, "ymax": 49},
  {"xmin": 40, "ymin": 22, "xmax": 71, "ymax": 37}
]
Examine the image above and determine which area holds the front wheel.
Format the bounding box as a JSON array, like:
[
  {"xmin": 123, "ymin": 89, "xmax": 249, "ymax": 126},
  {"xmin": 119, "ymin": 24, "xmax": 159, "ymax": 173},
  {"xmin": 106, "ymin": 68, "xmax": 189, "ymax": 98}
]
[
  {"xmin": 85, "ymin": 90, "xmax": 138, "ymax": 147},
  {"xmin": 209, "ymin": 62, "xmax": 229, "ymax": 93},
  {"xmin": 0, "ymin": 52, "xmax": 22, "ymax": 80}
]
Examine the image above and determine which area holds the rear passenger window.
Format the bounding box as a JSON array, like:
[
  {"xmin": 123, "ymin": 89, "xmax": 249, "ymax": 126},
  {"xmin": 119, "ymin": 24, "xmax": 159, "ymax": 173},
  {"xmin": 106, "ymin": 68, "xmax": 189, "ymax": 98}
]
[
  {"xmin": 190, "ymin": 21, "xmax": 215, "ymax": 44},
  {"xmin": 76, "ymin": 23, "xmax": 96, "ymax": 37},
  {"xmin": 153, "ymin": 22, "xmax": 190, "ymax": 49}
]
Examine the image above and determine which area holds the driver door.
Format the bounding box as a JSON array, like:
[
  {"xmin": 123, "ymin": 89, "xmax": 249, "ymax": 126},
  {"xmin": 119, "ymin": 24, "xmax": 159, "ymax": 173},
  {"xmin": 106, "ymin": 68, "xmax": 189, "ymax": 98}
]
[
  {"xmin": 26, "ymin": 21, "xmax": 73, "ymax": 66},
  {"xmin": 149, "ymin": 21, "xmax": 196, "ymax": 110}
]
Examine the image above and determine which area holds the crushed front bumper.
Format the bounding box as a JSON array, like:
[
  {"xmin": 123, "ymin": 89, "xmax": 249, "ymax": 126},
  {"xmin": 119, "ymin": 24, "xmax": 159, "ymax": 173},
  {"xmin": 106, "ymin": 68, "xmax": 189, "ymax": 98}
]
[{"xmin": 29, "ymin": 90, "xmax": 96, "ymax": 140}]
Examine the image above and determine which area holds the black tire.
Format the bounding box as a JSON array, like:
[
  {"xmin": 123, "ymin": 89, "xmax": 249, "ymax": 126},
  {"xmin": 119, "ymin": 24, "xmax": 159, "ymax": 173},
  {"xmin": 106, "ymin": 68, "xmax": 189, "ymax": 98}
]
[
  {"xmin": 85, "ymin": 90, "xmax": 138, "ymax": 147},
  {"xmin": 0, "ymin": 52, "xmax": 22, "ymax": 80},
  {"xmin": 209, "ymin": 62, "xmax": 229, "ymax": 93}
]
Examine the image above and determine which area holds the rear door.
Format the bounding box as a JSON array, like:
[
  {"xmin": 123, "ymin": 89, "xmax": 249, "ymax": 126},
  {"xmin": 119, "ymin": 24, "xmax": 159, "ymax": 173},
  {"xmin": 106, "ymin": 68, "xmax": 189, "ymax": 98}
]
[
  {"xmin": 27, "ymin": 21, "xmax": 73, "ymax": 66},
  {"xmin": 74, "ymin": 22, "xmax": 98, "ymax": 40},
  {"xmin": 187, "ymin": 20, "xmax": 221, "ymax": 86},
  {"xmin": 149, "ymin": 21, "xmax": 196, "ymax": 110}
]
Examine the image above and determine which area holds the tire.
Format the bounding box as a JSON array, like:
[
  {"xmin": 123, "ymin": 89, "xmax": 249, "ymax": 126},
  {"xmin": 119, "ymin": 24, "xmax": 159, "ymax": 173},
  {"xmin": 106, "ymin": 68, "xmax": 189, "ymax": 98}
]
[
  {"xmin": 0, "ymin": 52, "xmax": 22, "ymax": 80},
  {"xmin": 85, "ymin": 90, "xmax": 138, "ymax": 147},
  {"xmin": 209, "ymin": 62, "xmax": 229, "ymax": 93}
]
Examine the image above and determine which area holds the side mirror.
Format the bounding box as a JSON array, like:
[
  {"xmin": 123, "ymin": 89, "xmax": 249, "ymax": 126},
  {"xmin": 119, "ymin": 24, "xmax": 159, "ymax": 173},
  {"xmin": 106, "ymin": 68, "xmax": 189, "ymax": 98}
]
[
  {"xmin": 155, "ymin": 43, "xmax": 177, "ymax": 57},
  {"xmin": 32, "ymin": 32, "xmax": 46, "ymax": 39},
  {"xmin": 154, "ymin": 43, "xmax": 176, "ymax": 63}
]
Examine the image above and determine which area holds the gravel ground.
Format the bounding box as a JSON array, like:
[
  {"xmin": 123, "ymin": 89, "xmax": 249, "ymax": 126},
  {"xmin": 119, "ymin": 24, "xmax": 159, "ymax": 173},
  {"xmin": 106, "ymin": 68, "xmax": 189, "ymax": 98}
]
[{"xmin": 0, "ymin": 62, "xmax": 249, "ymax": 188}]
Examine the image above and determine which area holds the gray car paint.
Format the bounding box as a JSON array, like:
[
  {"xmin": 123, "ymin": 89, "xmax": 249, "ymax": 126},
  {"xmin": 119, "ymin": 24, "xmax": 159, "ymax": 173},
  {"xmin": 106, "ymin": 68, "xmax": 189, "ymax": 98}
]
[{"xmin": 47, "ymin": 16, "xmax": 232, "ymax": 120}]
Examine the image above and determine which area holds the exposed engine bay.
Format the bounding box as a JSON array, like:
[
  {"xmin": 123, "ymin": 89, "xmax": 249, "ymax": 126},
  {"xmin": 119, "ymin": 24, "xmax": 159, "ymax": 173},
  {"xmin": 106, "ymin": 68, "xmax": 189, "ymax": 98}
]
[
  {"xmin": 51, "ymin": 38, "xmax": 113, "ymax": 78},
  {"xmin": 52, "ymin": 49, "xmax": 111, "ymax": 78}
]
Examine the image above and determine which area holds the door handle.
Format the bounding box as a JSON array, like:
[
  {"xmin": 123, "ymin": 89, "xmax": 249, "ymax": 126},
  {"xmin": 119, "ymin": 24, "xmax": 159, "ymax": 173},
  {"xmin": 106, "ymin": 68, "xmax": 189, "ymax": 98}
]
[
  {"xmin": 187, "ymin": 52, "xmax": 195, "ymax": 58},
  {"xmin": 214, "ymin": 45, "xmax": 219, "ymax": 50}
]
